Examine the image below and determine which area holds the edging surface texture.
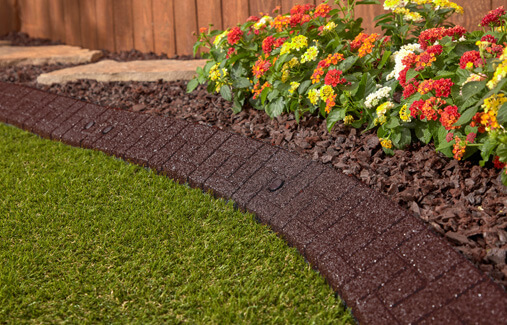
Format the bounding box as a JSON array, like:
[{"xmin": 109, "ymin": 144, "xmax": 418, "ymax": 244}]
[{"xmin": 1, "ymin": 82, "xmax": 506, "ymax": 324}]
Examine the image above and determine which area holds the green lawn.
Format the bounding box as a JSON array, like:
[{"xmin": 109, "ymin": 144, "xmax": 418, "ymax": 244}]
[{"xmin": 0, "ymin": 123, "xmax": 354, "ymax": 324}]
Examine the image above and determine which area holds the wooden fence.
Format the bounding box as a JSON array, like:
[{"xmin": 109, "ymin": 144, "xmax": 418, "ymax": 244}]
[{"xmin": 0, "ymin": 0, "xmax": 504, "ymax": 56}]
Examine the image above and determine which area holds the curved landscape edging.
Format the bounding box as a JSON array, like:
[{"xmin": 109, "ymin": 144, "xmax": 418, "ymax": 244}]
[{"xmin": 1, "ymin": 81, "xmax": 506, "ymax": 324}]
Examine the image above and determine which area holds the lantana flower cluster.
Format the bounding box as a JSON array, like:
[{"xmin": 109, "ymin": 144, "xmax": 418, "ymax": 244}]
[{"xmin": 191, "ymin": 1, "xmax": 507, "ymax": 185}]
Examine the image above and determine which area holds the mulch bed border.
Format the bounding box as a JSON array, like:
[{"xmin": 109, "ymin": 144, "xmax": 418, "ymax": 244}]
[{"xmin": 1, "ymin": 81, "xmax": 506, "ymax": 324}]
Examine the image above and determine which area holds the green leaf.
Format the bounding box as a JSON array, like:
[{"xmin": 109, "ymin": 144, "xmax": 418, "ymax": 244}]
[
  {"xmin": 267, "ymin": 89, "xmax": 280, "ymax": 102},
  {"xmin": 385, "ymin": 118, "xmax": 400, "ymax": 129},
  {"xmin": 338, "ymin": 56, "xmax": 359, "ymax": 73},
  {"xmin": 232, "ymin": 96, "xmax": 244, "ymax": 114},
  {"xmin": 233, "ymin": 77, "xmax": 252, "ymax": 89},
  {"xmin": 397, "ymin": 127, "xmax": 411, "ymax": 149},
  {"xmin": 405, "ymin": 69, "xmax": 419, "ymax": 82},
  {"xmin": 261, "ymin": 87, "xmax": 271, "ymax": 105},
  {"xmin": 455, "ymin": 105, "xmax": 479, "ymax": 126},
  {"xmin": 460, "ymin": 81, "xmax": 487, "ymax": 106},
  {"xmin": 497, "ymin": 101, "xmax": 507, "ymax": 124},
  {"xmin": 356, "ymin": 0, "xmax": 380, "ymax": 4},
  {"xmin": 480, "ymin": 139, "xmax": 497, "ymax": 162},
  {"xmin": 326, "ymin": 109, "xmax": 346, "ymax": 132},
  {"xmin": 186, "ymin": 78, "xmax": 199, "ymax": 93},
  {"xmin": 266, "ymin": 97, "xmax": 285, "ymax": 118},
  {"xmin": 298, "ymin": 80, "xmax": 312, "ymax": 95},
  {"xmin": 415, "ymin": 126, "xmax": 432, "ymax": 144},
  {"xmin": 220, "ymin": 85, "xmax": 232, "ymax": 101},
  {"xmin": 497, "ymin": 143, "xmax": 507, "ymax": 162},
  {"xmin": 377, "ymin": 51, "xmax": 392, "ymax": 70}
]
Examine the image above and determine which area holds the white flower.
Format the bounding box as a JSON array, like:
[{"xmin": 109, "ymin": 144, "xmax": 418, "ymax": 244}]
[
  {"xmin": 365, "ymin": 86, "xmax": 392, "ymax": 108},
  {"xmin": 386, "ymin": 43, "xmax": 422, "ymax": 81}
]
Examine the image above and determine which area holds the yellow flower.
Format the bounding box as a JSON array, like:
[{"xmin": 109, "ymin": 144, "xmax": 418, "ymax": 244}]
[
  {"xmin": 399, "ymin": 104, "xmax": 412, "ymax": 122},
  {"xmin": 289, "ymin": 82, "xmax": 300, "ymax": 94},
  {"xmin": 280, "ymin": 42, "xmax": 293, "ymax": 55},
  {"xmin": 213, "ymin": 31, "xmax": 228, "ymax": 47},
  {"xmin": 308, "ymin": 89, "xmax": 319, "ymax": 105},
  {"xmin": 301, "ymin": 46, "xmax": 319, "ymax": 63},
  {"xmin": 319, "ymin": 85, "xmax": 334, "ymax": 102},
  {"xmin": 209, "ymin": 63, "xmax": 226, "ymax": 81},
  {"xmin": 343, "ymin": 115, "xmax": 354, "ymax": 125},
  {"xmin": 380, "ymin": 138, "xmax": 393, "ymax": 149},
  {"xmin": 292, "ymin": 35, "xmax": 308, "ymax": 51},
  {"xmin": 281, "ymin": 69, "xmax": 290, "ymax": 83},
  {"xmin": 376, "ymin": 101, "xmax": 394, "ymax": 117},
  {"xmin": 487, "ymin": 59, "xmax": 507, "ymax": 89},
  {"xmin": 288, "ymin": 57, "xmax": 299, "ymax": 67},
  {"xmin": 321, "ymin": 21, "xmax": 336, "ymax": 34}
]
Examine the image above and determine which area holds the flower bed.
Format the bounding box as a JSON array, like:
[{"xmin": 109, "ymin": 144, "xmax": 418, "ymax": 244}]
[{"xmin": 190, "ymin": 0, "xmax": 507, "ymax": 186}]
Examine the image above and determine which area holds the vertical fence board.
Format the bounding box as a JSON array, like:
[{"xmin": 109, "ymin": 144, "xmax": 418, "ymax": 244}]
[
  {"xmin": 18, "ymin": 0, "xmax": 49, "ymax": 39},
  {"xmin": 0, "ymin": 0, "xmax": 20, "ymax": 36},
  {"xmin": 249, "ymin": 0, "xmax": 281, "ymax": 16},
  {"xmin": 80, "ymin": 0, "xmax": 98, "ymax": 49},
  {"xmin": 492, "ymin": 0, "xmax": 506, "ymax": 9},
  {"xmin": 132, "ymin": 0, "xmax": 155, "ymax": 53},
  {"xmin": 352, "ymin": 2, "xmax": 383, "ymax": 33},
  {"xmin": 222, "ymin": 0, "xmax": 249, "ymax": 28},
  {"xmin": 152, "ymin": 0, "xmax": 176, "ymax": 56},
  {"xmin": 63, "ymin": 0, "xmax": 82, "ymax": 46},
  {"xmin": 95, "ymin": 0, "xmax": 115, "ymax": 51},
  {"xmin": 174, "ymin": 0, "xmax": 197, "ymax": 56},
  {"xmin": 448, "ymin": 0, "xmax": 492, "ymax": 32},
  {"xmin": 48, "ymin": 0, "xmax": 66, "ymax": 43},
  {"xmin": 197, "ymin": 0, "xmax": 223, "ymax": 31},
  {"xmin": 113, "ymin": 0, "xmax": 135, "ymax": 51}
]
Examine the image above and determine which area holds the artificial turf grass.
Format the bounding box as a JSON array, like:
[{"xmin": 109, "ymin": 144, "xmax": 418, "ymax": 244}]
[{"xmin": 0, "ymin": 123, "xmax": 354, "ymax": 324}]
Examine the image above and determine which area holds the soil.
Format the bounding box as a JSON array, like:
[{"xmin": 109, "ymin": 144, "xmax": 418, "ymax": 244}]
[{"xmin": 1, "ymin": 32, "xmax": 506, "ymax": 290}]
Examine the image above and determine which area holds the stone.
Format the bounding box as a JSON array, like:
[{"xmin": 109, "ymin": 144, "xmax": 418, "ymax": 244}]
[
  {"xmin": 0, "ymin": 45, "xmax": 102, "ymax": 67},
  {"xmin": 37, "ymin": 59, "xmax": 207, "ymax": 85}
]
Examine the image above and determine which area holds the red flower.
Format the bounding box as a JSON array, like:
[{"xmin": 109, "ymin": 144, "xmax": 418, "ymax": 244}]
[
  {"xmin": 252, "ymin": 57, "xmax": 271, "ymax": 78},
  {"xmin": 481, "ymin": 34, "xmax": 498, "ymax": 43},
  {"xmin": 324, "ymin": 69, "xmax": 346, "ymax": 87},
  {"xmin": 274, "ymin": 37, "xmax": 287, "ymax": 48},
  {"xmin": 247, "ymin": 16, "xmax": 260, "ymax": 22},
  {"xmin": 403, "ymin": 82, "xmax": 419, "ymax": 99},
  {"xmin": 466, "ymin": 132, "xmax": 476, "ymax": 143},
  {"xmin": 493, "ymin": 156, "xmax": 506, "ymax": 169},
  {"xmin": 262, "ymin": 36, "xmax": 275, "ymax": 55},
  {"xmin": 426, "ymin": 44, "xmax": 443, "ymax": 55},
  {"xmin": 410, "ymin": 97, "xmax": 445, "ymax": 121},
  {"xmin": 470, "ymin": 112, "xmax": 486, "ymax": 133},
  {"xmin": 418, "ymin": 79, "xmax": 453, "ymax": 97},
  {"xmin": 480, "ymin": 6, "xmax": 506, "ymax": 27},
  {"xmin": 226, "ymin": 47, "xmax": 236, "ymax": 58},
  {"xmin": 290, "ymin": 4, "xmax": 314, "ymax": 15},
  {"xmin": 418, "ymin": 26, "xmax": 466, "ymax": 50},
  {"xmin": 227, "ymin": 27, "xmax": 243, "ymax": 45},
  {"xmin": 439, "ymin": 105, "xmax": 461, "ymax": 130},
  {"xmin": 459, "ymin": 51, "xmax": 484, "ymax": 69},
  {"xmin": 350, "ymin": 33, "xmax": 369, "ymax": 51},
  {"xmin": 446, "ymin": 132, "xmax": 454, "ymax": 143},
  {"xmin": 314, "ymin": 3, "xmax": 332, "ymax": 18},
  {"xmin": 452, "ymin": 136, "xmax": 467, "ymax": 160}
]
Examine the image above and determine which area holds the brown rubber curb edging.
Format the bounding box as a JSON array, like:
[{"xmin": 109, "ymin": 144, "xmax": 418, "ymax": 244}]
[{"xmin": 1, "ymin": 82, "xmax": 506, "ymax": 324}]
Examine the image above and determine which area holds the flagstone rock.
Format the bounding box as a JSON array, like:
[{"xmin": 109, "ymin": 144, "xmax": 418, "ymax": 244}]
[
  {"xmin": 37, "ymin": 59, "xmax": 207, "ymax": 85},
  {"xmin": 0, "ymin": 45, "xmax": 102, "ymax": 67}
]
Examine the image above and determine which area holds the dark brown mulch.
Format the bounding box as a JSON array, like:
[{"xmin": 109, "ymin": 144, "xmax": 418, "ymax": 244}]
[{"xmin": 1, "ymin": 32, "xmax": 506, "ymax": 291}]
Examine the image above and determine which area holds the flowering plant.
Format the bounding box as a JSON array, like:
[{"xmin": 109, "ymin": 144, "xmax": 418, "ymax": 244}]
[
  {"xmin": 189, "ymin": 1, "xmax": 507, "ymax": 186},
  {"xmin": 189, "ymin": 0, "xmax": 387, "ymax": 129}
]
